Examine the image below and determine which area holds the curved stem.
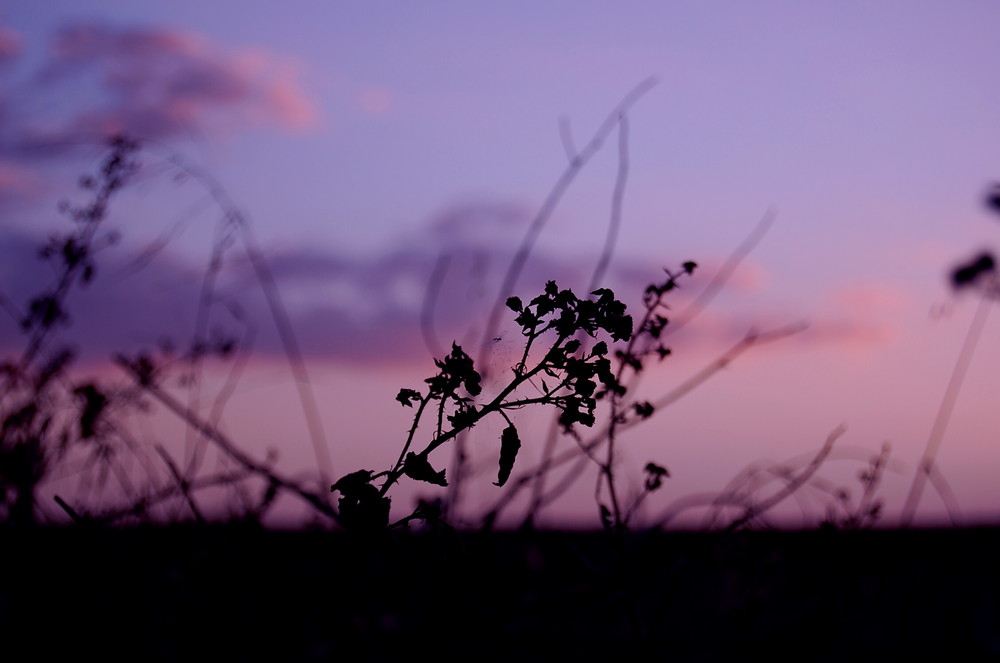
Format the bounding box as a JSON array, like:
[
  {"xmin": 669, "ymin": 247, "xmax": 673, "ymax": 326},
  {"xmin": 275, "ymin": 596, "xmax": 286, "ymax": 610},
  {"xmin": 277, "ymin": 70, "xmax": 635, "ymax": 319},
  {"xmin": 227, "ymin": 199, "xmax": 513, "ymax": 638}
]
[
  {"xmin": 900, "ymin": 288, "xmax": 992, "ymax": 526},
  {"xmin": 382, "ymin": 395, "xmax": 434, "ymax": 496}
]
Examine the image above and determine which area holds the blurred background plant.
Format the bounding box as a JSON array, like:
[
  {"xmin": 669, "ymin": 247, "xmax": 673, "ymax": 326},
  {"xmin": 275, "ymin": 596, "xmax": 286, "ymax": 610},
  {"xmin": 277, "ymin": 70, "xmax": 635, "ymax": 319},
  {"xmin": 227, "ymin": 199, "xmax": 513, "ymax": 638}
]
[
  {"xmin": 1, "ymin": 92, "xmax": 898, "ymax": 531},
  {"xmin": 897, "ymin": 183, "xmax": 1000, "ymax": 527},
  {"xmin": 0, "ymin": 137, "xmax": 140, "ymax": 525},
  {"xmin": 0, "ymin": 135, "xmax": 343, "ymax": 527}
]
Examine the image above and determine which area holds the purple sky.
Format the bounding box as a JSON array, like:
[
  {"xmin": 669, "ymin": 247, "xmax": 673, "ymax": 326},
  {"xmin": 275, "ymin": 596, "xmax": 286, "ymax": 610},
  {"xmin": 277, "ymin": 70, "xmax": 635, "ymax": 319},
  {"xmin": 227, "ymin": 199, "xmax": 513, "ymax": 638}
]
[{"xmin": 4, "ymin": 2, "xmax": 1000, "ymax": 528}]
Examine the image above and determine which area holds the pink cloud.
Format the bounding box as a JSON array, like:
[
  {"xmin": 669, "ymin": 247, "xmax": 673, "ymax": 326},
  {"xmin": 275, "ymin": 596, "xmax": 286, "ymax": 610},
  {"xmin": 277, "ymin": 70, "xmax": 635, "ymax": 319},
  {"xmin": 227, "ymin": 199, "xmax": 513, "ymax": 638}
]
[
  {"xmin": 1, "ymin": 189, "xmax": 903, "ymax": 372},
  {"xmin": 689, "ymin": 256, "xmax": 770, "ymax": 295},
  {"xmin": 829, "ymin": 282, "xmax": 909, "ymax": 318},
  {"xmin": 0, "ymin": 200, "xmax": 696, "ymax": 369},
  {"xmin": 793, "ymin": 317, "xmax": 898, "ymax": 350},
  {"xmin": 11, "ymin": 22, "xmax": 317, "ymax": 151},
  {"xmin": 788, "ymin": 283, "xmax": 909, "ymax": 352},
  {"xmin": 654, "ymin": 280, "xmax": 908, "ymax": 357},
  {"xmin": 260, "ymin": 63, "xmax": 317, "ymax": 129}
]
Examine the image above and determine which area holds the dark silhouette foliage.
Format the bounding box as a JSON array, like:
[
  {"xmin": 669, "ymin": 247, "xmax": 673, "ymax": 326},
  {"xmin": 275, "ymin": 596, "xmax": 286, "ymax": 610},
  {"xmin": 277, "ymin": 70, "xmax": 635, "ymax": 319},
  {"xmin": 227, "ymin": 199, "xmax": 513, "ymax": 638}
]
[
  {"xmin": 0, "ymin": 84, "xmax": 901, "ymax": 532},
  {"xmin": 951, "ymin": 251, "xmax": 995, "ymax": 290}
]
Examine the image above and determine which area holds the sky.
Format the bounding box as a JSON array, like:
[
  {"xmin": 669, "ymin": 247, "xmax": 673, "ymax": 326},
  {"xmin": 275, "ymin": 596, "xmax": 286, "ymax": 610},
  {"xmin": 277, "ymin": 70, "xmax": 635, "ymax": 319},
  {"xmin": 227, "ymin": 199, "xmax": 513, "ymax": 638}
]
[{"xmin": 3, "ymin": 1, "xmax": 1000, "ymax": 528}]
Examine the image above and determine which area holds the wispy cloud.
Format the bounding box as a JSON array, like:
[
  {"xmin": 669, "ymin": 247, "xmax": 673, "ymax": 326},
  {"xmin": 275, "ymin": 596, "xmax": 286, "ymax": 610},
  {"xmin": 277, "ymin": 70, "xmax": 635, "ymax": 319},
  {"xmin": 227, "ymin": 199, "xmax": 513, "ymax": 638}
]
[
  {"xmin": 1, "ymin": 21, "xmax": 316, "ymax": 164},
  {"xmin": 0, "ymin": 201, "xmax": 697, "ymax": 367}
]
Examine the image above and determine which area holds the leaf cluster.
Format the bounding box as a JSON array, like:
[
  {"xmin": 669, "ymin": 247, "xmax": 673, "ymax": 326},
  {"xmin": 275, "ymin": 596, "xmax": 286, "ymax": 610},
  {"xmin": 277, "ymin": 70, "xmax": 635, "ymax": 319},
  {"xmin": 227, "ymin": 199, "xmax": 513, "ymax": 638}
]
[{"xmin": 331, "ymin": 281, "xmax": 637, "ymax": 531}]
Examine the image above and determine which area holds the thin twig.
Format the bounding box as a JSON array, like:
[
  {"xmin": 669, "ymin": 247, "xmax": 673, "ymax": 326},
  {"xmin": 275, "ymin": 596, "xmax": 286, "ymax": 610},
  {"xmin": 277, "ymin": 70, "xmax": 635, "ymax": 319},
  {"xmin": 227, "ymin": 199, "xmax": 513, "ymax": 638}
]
[
  {"xmin": 155, "ymin": 444, "xmax": 206, "ymax": 524},
  {"xmin": 182, "ymin": 216, "xmax": 230, "ymax": 472},
  {"xmin": 114, "ymin": 354, "xmax": 339, "ymax": 522},
  {"xmin": 54, "ymin": 495, "xmax": 85, "ymax": 524},
  {"xmin": 92, "ymin": 467, "xmax": 255, "ymax": 524},
  {"xmin": 900, "ymin": 288, "xmax": 991, "ymax": 526},
  {"xmin": 927, "ymin": 462, "xmax": 962, "ymax": 526},
  {"xmin": 140, "ymin": 143, "xmax": 335, "ymax": 484},
  {"xmin": 420, "ymin": 253, "xmax": 451, "ymax": 359},
  {"xmin": 666, "ymin": 209, "xmax": 775, "ymax": 337},
  {"xmin": 625, "ymin": 323, "xmax": 806, "ymax": 429},
  {"xmin": 587, "ymin": 114, "xmax": 630, "ymax": 294},
  {"xmin": 480, "ymin": 323, "xmax": 805, "ymax": 524},
  {"xmin": 530, "ymin": 106, "xmax": 630, "ymax": 520},
  {"xmin": 478, "ymin": 76, "xmax": 659, "ymax": 365},
  {"xmin": 559, "ymin": 116, "xmax": 577, "ymax": 163},
  {"xmin": 451, "ymin": 77, "xmax": 657, "ymax": 511},
  {"xmin": 724, "ymin": 425, "xmax": 846, "ymax": 531}
]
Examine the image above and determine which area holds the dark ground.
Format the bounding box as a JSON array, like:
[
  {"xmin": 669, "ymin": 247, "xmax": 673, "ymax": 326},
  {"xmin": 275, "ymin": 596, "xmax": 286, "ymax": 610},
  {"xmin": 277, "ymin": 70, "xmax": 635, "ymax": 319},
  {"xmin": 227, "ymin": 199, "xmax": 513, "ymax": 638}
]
[{"xmin": 3, "ymin": 526, "xmax": 1000, "ymax": 661}]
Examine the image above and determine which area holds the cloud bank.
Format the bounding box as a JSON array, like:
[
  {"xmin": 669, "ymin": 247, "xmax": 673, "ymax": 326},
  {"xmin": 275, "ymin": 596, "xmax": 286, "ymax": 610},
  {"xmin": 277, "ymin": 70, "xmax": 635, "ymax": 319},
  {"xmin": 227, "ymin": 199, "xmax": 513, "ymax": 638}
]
[{"xmin": 0, "ymin": 196, "xmax": 899, "ymax": 372}]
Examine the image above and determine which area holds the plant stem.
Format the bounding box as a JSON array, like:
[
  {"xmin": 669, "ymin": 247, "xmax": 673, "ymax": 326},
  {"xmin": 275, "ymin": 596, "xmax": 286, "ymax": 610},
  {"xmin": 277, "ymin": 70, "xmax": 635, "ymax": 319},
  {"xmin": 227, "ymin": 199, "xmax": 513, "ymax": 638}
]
[{"xmin": 900, "ymin": 288, "xmax": 992, "ymax": 526}]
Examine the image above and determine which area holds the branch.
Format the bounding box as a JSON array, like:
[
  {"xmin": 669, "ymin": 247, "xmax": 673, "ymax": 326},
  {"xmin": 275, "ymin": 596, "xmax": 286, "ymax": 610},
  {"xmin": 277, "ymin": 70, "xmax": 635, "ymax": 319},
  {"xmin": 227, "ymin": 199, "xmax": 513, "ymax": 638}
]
[
  {"xmin": 480, "ymin": 323, "xmax": 805, "ymax": 524},
  {"xmin": 478, "ymin": 76, "xmax": 658, "ymax": 365},
  {"xmin": 900, "ymin": 288, "xmax": 990, "ymax": 526},
  {"xmin": 114, "ymin": 354, "xmax": 339, "ymax": 522},
  {"xmin": 724, "ymin": 425, "xmax": 846, "ymax": 531}
]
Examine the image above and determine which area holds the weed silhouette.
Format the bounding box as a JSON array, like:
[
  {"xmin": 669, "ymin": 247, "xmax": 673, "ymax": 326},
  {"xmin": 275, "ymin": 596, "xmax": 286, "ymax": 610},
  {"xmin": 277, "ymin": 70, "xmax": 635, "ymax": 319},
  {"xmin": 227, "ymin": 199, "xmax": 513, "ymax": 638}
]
[
  {"xmin": 0, "ymin": 85, "xmax": 893, "ymax": 533},
  {"xmin": 899, "ymin": 182, "xmax": 1000, "ymax": 526},
  {"xmin": 0, "ymin": 137, "xmax": 140, "ymax": 525}
]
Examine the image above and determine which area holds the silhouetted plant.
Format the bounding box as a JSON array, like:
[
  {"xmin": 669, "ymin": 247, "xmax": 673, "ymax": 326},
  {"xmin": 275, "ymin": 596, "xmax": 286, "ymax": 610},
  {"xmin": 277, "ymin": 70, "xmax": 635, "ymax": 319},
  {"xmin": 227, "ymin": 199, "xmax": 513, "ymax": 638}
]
[
  {"xmin": 331, "ymin": 277, "xmax": 680, "ymax": 532},
  {"xmin": 900, "ymin": 181, "xmax": 1000, "ymax": 526},
  {"xmin": 0, "ymin": 137, "xmax": 139, "ymax": 525},
  {"xmin": 3, "ymin": 86, "xmax": 895, "ymax": 533},
  {"xmin": 0, "ymin": 135, "xmax": 344, "ymax": 527}
]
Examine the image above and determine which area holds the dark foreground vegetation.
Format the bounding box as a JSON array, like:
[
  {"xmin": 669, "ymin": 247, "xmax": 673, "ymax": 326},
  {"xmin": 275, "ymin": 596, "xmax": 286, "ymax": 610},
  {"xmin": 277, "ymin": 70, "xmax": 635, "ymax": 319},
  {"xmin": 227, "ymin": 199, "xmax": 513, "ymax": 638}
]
[{"xmin": 5, "ymin": 526, "xmax": 1000, "ymax": 660}]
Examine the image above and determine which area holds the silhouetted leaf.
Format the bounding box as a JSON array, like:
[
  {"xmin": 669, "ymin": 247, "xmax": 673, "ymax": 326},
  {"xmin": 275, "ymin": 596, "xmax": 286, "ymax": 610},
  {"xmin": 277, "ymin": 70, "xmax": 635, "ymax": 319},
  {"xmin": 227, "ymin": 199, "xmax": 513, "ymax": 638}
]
[
  {"xmin": 590, "ymin": 287, "xmax": 614, "ymax": 302},
  {"xmin": 514, "ymin": 309, "xmax": 539, "ymax": 329},
  {"xmin": 951, "ymin": 252, "xmax": 996, "ymax": 289},
  {"xmin": 396, "ymin": 388, "xmax": 422, "ymax": 407},
  {"xmin": 24, "ymin": 295, "xmax": 68, "ymax": 330},
  {"xmin": 426, "ymin": 343, "xmax": 482, "ymax": 397},
  {"xmin": 644, "ymin": 461, "xmax": 669, "ymax": 491},
  {"xmin": 599, "ymin": 504, "xmax": 613, "ymax": 532},
  {"xmin": 505, "ymin": 296, "xmax": 523, "ymax": 312},
  {"xmin": 545, "ymin": 345, "xmax": 567, "ymax": 366},
  {"xmin": 616, "ymin": 350, "xmax": 642, "ymax": 372},
  {"xmin": 73, "ymin": 383, "xmax": 107, "ymax": 439},
  {"xmin": 331, "ymin": 470, "xmax": 391, "ymax": 531},
  {"xmin": 633, "ymin": 401, "xmax": 654, "ymax": 419},
  {"xmin": 494, "ymin": 424, "xmax": 521, "ymax": 487},
  {"xmin": 986, "ymin": 183, "xmax": 1000, "ymax": 216},
  {"xmin": 645, "ymin": 314, "xmax": 669, "ymax": 339},
  {"xmin": 447, "ymin": 402, "xmax": 479, "ymax": 429},
  {"xmin": 574, "ymin": 377, "xmax": 596, "ymax": 397},
  {"xmin": 608, "ymin": 314, "xmax": 633, "ymax": 342},
  {"xmin": 331, "ymin": 469, "xmax": 376, "ymax": 495},
  {"xmin": 403, "ymin": 452, "xmax": 448, "ymax": 486}
]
